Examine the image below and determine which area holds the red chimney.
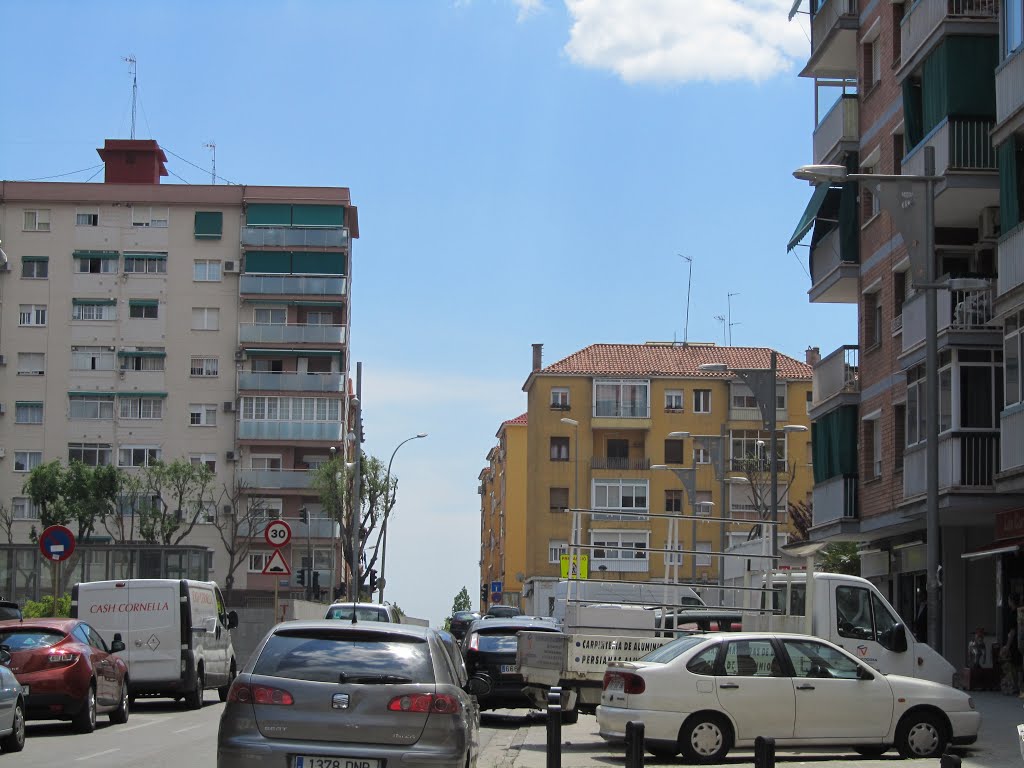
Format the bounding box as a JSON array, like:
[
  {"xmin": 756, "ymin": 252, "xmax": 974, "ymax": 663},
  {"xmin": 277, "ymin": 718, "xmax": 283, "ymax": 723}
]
[{"xmin": 97, "ymin": 139, "xmax": 168, "ymax": 184}]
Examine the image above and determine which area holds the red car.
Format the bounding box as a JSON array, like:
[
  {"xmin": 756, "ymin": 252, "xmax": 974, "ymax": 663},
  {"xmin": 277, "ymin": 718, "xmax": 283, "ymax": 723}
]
[{"xmin": 0, "ymin": 619, "xmax": 129, "ymax": 732}]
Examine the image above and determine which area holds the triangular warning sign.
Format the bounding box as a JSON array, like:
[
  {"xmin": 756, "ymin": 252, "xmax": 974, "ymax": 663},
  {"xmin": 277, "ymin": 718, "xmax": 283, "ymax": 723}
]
[{"xmin": 262, "ymin": 549, "xmax": 291, "ymax": 576}]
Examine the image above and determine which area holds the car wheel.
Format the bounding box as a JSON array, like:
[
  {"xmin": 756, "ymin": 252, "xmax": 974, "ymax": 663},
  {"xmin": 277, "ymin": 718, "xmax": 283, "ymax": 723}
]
[
  {"xmin": 218, "ymin": 660, "xmax": 236, "ymax": 703},
  {"xmin": 560, "ymin": 707, "xmax": 579, "ymax": 725},
  {"xmin": 110, "ymin": 681, "xmax": 130, "ymax": 724},
  {"xmin": 896, "ymin": 710, "xmax": 947, "ymax": 759},
  {"xmin": 184, "ymin": 669, "xmax": 204, "ymax": 710},
  {"xmin": 854, "ymin": 745, "xmax": 888, "ymax": 757},
  {"xmin": 679, "ymin": 712, "xmax": 732, "ymax": 764},
  {"xmin": 73, "ymin": 684, "xmax": 97, "ymax": 733},
  {"xmin": 646, "ymin": 741, "xmax": 679, "ymax": 759},
  {"xmin": 0, "ymin": 700, "xmax": 25, "ymax": 752}
]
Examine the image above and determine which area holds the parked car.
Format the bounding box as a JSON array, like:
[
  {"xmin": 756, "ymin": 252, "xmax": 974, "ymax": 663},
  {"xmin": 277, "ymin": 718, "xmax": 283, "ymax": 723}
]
[
  {"xmin": 324, "ymin": 601, "xmax": 402, "ymax": 623},
  {"xmin": 449, "ymin": 611, "xmax": 480, "ymax": 641},
  {"xmin": 0, "ymin": 603, "xmax": 21, "ymax": 622},
  {"xmin": 462, "ymin": 616, "xmax": 566, "ymax": 716},
  {"xmin": 484, "ymin": 605, "xmax": 522, "ymax": 618},
  {"xmin": 217, "ymin": 620, "xmax": 488, "ymax": 768},
  {"xmin": 0, "ymin": 647, "xmax": 25, "ymax": 752},
  {"xmin": 0, "ymin": 618, "xmax": 129, "ymax": 733},
  {"xmin": 597, "ymin": 631, "xmax": 980, "ymax": 762}
]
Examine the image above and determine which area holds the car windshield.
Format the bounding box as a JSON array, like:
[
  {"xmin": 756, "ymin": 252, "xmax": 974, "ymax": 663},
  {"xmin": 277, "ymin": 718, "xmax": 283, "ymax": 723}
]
[
  {"xmin": 325, "ymin": 606, "xmax": 388, "ymax": 622},
  {"xmin": 637, "ymin": 635, "xmax": 705, "ymax": 664},
  {"xmin": 0, "ymin": 606, "xmax": 21, "ymax": 621},
  {"xmin": 0, "ymin": 629, "xmax": 65, "ymax": 650},
  {"xmin": 254, "ymin": 629, "xmax": 433, "ymax": 684}
]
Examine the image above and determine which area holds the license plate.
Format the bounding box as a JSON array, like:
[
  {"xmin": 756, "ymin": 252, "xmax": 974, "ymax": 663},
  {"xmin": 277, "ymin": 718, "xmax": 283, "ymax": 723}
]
[
  {"xmin": 19, "ymin": 685, "xmax": 28, "ymax": 698},
  {"xmin": 294, "ymin": 758, "xmax": 380, "ymax": 768},
  {"xmin": 500, "ymin": 664, "xmax": 517, "ymax": 675}
]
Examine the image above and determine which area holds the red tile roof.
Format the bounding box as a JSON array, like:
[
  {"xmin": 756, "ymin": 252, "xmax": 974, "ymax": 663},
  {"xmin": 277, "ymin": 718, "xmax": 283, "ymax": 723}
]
[{"xmin": 504, "ymin": 412, "xmax": 529, "ymax": 425}]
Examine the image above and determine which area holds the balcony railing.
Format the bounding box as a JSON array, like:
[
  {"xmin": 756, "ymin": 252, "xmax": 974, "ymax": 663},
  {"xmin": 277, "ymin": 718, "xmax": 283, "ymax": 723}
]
[
  {"xmin": 238, "ymin": 372, "xmax": 344, "ymax": 392},
  {"xmin": 594, "ymin": 403, "xmax": 650, "ymax": 419},
  {"xmin": 996, "ymin": 47, "xmax": 1024, "ymax": 128},
  {"xmin": 998, "ymin": 224, "xmax": 1024, "ymax": 299},
  {"xmin": 238, "ymin": 421, "xmax": 344, "ymax": 442},
  {"xmin": 238, "ymin": 468, "xmax": 314, "ymax": 489},
  {"xmin": 901, "ymin": 0, "xmax": 999, "ymax": 70},
  {"xmin": 812, "ymin": 474, "xmax": 858, "ymax": 526},
  {"xmin": 813, "ymin": 94, "xmax": 859, "ymax": 164},
  {"xmin": 590, "ymin": 457, "xmax": 651, "ymax": 470},
  {"xmin": 586, "ymin": 557, "xmax": 650, "ymax": 574},
  {"xmin": 903, "ymin": 118, "xmax": 998, "ymax": 177},
  {"xmin": 1001, "ymin": 406, "xmax": 1024, "ymax": 475},
  {"xmin": 901, "ymin": 281, "xmax": 998, "ymax": 352},
  {"xmin": 728, "ymin": 406, "xmax": 789, "ymax": 423},
  {"xmin": 239, "ymin": 323, "xmax": 346, "ymax": 345},
  {"xmin": 239, "ymin": 274, "xmax": 347, "ymax": 296},
  {"xmin": 729, "ymin": 459, "xmax": 790, "ymax": 474},
  {"xmin": 809, "ymin": 0, "xmax": 858, "ymax": 71},
  {"xmin": 241, "ymin": 225, "xmax": 350, "ymax": 249},
  {"xmin": 903, "ymin": 432, "xmax": 1000, "ymax": 496},
  {"xmin": 812, "ymin": 345, "xmax": 859, "ymax": 406}
]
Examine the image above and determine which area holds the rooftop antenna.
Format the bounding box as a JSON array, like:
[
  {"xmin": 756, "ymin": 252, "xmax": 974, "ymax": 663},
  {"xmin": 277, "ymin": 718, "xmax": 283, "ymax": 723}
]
[
  {"xmin": 679, "ymin": 254, "xmax": 693, "ymax": 344},
  {"xmin": 727, "ymin": 292, "xmax": 741, "ymax": 346},
  {"xmin": 123, "ymin": 55, "xmax": 138, "ymax": 139},
  {"xmin": 203, "ymin": 141, "xmax": 216, "ymax": 184},
  {"xmin": 714, "ymin": 315, "xmax": 727, "ymax": 346}
]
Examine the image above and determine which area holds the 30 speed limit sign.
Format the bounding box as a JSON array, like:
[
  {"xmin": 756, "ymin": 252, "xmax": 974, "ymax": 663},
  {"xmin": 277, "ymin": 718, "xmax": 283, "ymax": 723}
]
[{"xmin": 265, "ymin": 519, "xmax": 292, "ymax": 548}]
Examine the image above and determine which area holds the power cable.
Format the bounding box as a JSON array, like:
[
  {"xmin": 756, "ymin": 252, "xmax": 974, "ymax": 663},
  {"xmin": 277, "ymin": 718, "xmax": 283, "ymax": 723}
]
[
  {"xmin": 160, "ymin": 145, "xmax": 238, "ymax": 185},
  {"xmin": 16, "ymin": 164, "xmax": 105, "ymax": 182}
]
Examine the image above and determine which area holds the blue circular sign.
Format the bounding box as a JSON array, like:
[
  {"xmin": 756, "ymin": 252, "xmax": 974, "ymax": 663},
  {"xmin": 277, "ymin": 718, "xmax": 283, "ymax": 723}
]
[{"xmin": 39, "ymin": 525, "xmax": 76, "ymax": 562}]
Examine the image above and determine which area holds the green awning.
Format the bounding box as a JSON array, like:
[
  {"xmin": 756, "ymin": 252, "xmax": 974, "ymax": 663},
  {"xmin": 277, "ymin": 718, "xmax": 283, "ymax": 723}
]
[
  {"xmin": 72, "ymin": 250, "xmax": 119, "ymax": 259},
  {"xmin": 246, "ymin": 204, "xmax": 292, "ymax": 226},
  {"xmin": 117, "ymin": 350, "xmax": 166, "ymax": 358},
  {"xmin": 22, "ymin": 256, "xmax": 48, "ymax": 262},
  {"xmin": 72, "ymin": 298, "xmax": 117, "ymax": 306},
  {"xmin": 194, "ymin": 211, "xmax": 223, "ymax": 239},
  {"xmin": 129, "ymin": 299, "xmax": 159, "ymax": 307},
  {"xmin": 787, "ymin": 183, "xmax": 832, "ymax": 252},
  {"xmin": 68, "ymin": 391, "xmax": 115, "ymax": 397},
  {"xmin": 14, "ymin": 401, "xmax": 43, "ymax": 407},
  {"xmin": 117, "ymin": 392, "xmax": 168, "ymax": 398},
  {"xmin": 243, "ymin": 348, "xmax": 342, "ymax": 357},
  {"xmin": 292, "ymin": 301, "xmax": 342, "ymax": 307},
  {"xmin": 124, "ymin": 252, "xmax": 167, "ymax": 260},
  {"xmin": 292, "ymin": 205, "xmax": 345, "ymax": 227},
  {"xmin": 788, "ymin": 0, "xmax": 803, "ymax": 21}
]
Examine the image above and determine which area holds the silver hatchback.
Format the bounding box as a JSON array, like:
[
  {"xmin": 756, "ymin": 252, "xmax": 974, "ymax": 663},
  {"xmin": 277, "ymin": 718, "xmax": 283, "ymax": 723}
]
[{"xmin": 217, "ymin": 621, "xmax": 487, "ymax": 768}]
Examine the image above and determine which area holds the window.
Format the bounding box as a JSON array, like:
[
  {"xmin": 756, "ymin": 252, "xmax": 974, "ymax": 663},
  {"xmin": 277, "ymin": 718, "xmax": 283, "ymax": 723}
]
[
  {"xmin": 17, "ymin": 352, "xmax": 45, "ymax": 376},
  {"xmin": 551, "ymin": 387, "xmax": 570, "ymax": 409},
  {"xmin": 548, "ymin": 540, "xmax": 568, "ymax": 563},
  {"xmin": 835, "ymin": 585, "xmax": 899, "ymax": 644},
  {"xmin": 305, "ymin": 311, "xmax": 333, "ymax": 325},
  {"xmin": 864, "ymin": 416, "xmax": 881, "ymax": 479},
  {"xmin": 118, "ymin": 446, "xmax": 162, "ymax": 468},
  {"xmin": 250, "ymin": 455, "xmax": 282, "ymax": 470},
  {"xmin": 1007, "ymin": 0, "xmax": 1022, "ymax": 55},
  {"xmin": 784, "ymin": 638, "xmax": 863, "ymax": 680},
  {"xmin": 693, "ymin": 389, "xmax": 711, "ymax": 414},
  {"xmin": 15, "ymin": 402, "xmax": 43, "ymax": 424},
  {"xmin": 123, "ymin": 253, "xmax": 167, "ymax": 273},
  {"xmin": 21, "ymin": 257, "xmax": 48, "ymax": 279},
  {"xmin": 724, "ymin": 639, "xmax": 780, "ymax": 677},
  {"xmin": 191, "ymin": 356, "xmax": 219, "ymax": 377},
  {"xmin": 665, "ymin": 489, "xmax": 683, "ymax": 513},
  {"xmin": 590, "ymin": 530, "xmax": 649, "ymax": 560},
  {"xmin": 550, "ymin": 487, "xmax": 569, "ymax": 513},
  {"xmin": 192, "ymin": 307, "xmax": 220, "ymax": 330},
  {"xmin": 694, "ymin": 443, "xmax": 711, "ymax": 465},
  {"xmin": 664, "ymin": 439, "xmax": 684, "ymax": 464},
  {"xmin": 864, "ymin": 290, "xmax": 881, "ymax": 348},
  {"xmin": 129, "ymin": 300, "xmax": 159, "ymax": 319},
  {"xmin": 12, "ymin": 498, "xmax": 41, "ymax": 520},
  {"xmin": 68, "ymin": 442, "xmax": 112, "ymax": 466},
  {"xmin": 665, "ymin": 389, "xmax": 683, "ymax": 411},
  {"xmin": 594, "ymin": 378, "xmax": 649, "ymax": 418},
  {"xmin": 120, "ymin": 350, "xmax": 166, "ymax": 371},
  {"xmin": 695, "ymin": 490, "xmax": 713, "ymax": 517},
  {"xmin": 593, "ymin": 479, "xmax": 648, "ymax": 521},
  {"xmin": 696, "ymin": 542, "xmax": 712, "ymax": 567},
  {"xmin": 248, "ymin": 551, "xmax": 273, "ymax": 573},
  {"xmin": 730, "ymin": 429, "xmax": 785, "ymax": 471},
  {"xmin": 241, "ymin": 396, "xmax": 341, "ymax": 422},
  {"xmin": 550, "ymin": 436, "xmax": 569, "ymax": 461},
  {"xmin": 193, "ymin": 260, "xmax": 222, "ymax": 281},
  {"xmin": 729, "ymin": 480, "xmax": 786, "ymax": 515},
  {"xmin": 71, "ymin": 346, "xmax": 115, "ymax": 371},
  {"xmin": 74, "ymin": 253, "xmax": 118, "ymax": 274},
  {"xmin": 254, "ymin": 307, "xmax": 287, "ymax": 324},
  {"xmin": 190, "ymin": 404, "xmax": 218, "ymax": 427},
  {"xmin": 862, "ymin": 36, "xmax": 881, "ymax": 92},
  {"xmin": 194, "ymin": 211, "xmax": 223, "ymax": 239},
  {"xmin": 191, "ymin": 454, "xmax": 218, "ymax": 472},
  {"xmin": 19, "ymin": 305, "xmax": 47, "ymax": 326},
  {"xmin": 14, "ymin": 451, "xmax": 42, "ymax": 472},
  {"xmin": 119, "ymin": 397, "xmax": 164, "ymax": 420},
  {"xmin": 23, "ymin": 209, "xmax": 50, "ymax": 231},
  {"xmin": 1008, "ymin": 311, "xmax": 1023, "ymax": 407},
  {"xmin": 132, "ymin": 206, "xmax": 168, "ymax": 228},
  {"xmin": 76, "ymin": 209, "xmax": 99, "ymax": 227},
  {"xmin": 730, "ymin": 383, "xmax": 786, "ymax": 411},
  {"xmin": 70, "ymin": 395, "xmax": 114, "ymax": 420},
  {"xmin": 72, "ymin": 301, "xmax": 117, "ymax": 321}
]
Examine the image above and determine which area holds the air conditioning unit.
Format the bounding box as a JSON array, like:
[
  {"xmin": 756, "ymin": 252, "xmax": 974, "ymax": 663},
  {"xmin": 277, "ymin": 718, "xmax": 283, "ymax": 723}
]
[
  {"xmin": 222, "ymin": 505, "xmax": 232, "ymax": 515},
  {"xmin": 223, "ymin": 401, "xmax": 236, "ymax": 413},
  {"xmin": 979, "ymin": 206, "xmax": 1000, "ymax": 241},
  {"xmin": 226, "ymin": 450, "xmax": 238, "ymax": 461},
  {"xmin": 234, "ymin": 350, "xmax": 245, "ymax": 362},
  {"xmin": 224, "ymin": 261, "xmax": 239, "ymax": 273}
]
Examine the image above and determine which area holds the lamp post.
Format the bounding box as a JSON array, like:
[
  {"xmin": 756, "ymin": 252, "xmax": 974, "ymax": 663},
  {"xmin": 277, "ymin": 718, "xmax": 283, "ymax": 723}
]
[{"xmin": 378, "ymin": 432, "xmax": 428, "ymax": 604}]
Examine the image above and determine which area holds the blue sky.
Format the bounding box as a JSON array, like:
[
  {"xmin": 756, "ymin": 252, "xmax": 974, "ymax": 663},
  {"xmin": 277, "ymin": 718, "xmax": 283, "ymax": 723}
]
[{"xmin": 1, "ymin": 0, "xmax": 856, "ymax": 625}]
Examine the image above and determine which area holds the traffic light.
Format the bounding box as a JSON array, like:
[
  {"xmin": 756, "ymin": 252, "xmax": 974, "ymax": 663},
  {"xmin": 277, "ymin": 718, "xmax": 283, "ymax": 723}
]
[
  {"xmin": 312, "ymin": 570, "xmax": 320, "ymax": 592},
  {"xmin": 480, "ymin": 584, "xmax": 487, "ymax": 600},
  {"xmin": 299, "ymin": 507, "xmax": 309, "ymax": 524},
  {"xmin": 297, "ymin": 569, "xmax": 306, "ymax": 587},
  {"xmin": 368, "ymin": 569, "xmax": 378, "ymax": 593}
]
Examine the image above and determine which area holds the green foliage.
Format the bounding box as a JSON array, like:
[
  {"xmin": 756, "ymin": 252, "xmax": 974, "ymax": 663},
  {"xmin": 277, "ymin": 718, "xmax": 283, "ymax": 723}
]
[
  {"xmin": 452, "ymin": 586, "xmax": 472, "ymax": 613},
  {"xmin": 140, "ymin": 459, "xmax": 216, "ymax": 544},
  {"xmin": 818, "ymin": 542, "xmax": 861, "ymax": 575},
  {"xmin": 23, "ymin": 594, "xmax": 71, "ymax": 618},
  {"xmin": 23, "ymin": 460, "xmax": 121, "ymax": 539}
]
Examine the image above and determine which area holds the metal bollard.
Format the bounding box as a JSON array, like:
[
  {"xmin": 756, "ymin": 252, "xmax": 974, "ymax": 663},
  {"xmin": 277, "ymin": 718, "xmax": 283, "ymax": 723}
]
[
  {"xmin": 625, "ymin": 720, "xmax": 645, "ymax": 768},
  {"xmin": 754, "ymin": 736, "xmax": 776, "ymax": 768},
  {"xmin": 546, "ymin": 686, "xmax": 562, "ymax": 768},
  {"xmin": 940, "ymin": 750, "xmax": 962, "ymax": 768}
]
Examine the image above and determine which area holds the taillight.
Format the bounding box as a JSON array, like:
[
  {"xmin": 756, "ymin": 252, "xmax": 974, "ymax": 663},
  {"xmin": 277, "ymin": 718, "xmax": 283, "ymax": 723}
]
[
  {"xmin": 603, "ymin": 671, "xmax": 645, "ymax": 694},
  {"xmin": 226, "ymin": 681, "xmax": 294, "ymax": 705},
  {"xmin": 388, "ymin": 693, "xmax": 461, "ymax": 714},
  {"xmin": 47, "ymin": 653, "xmax": 78, "ymax": 665},
  {"xmin": 466, "ymin": 634, "xmax": 479, "ymax": 652}
]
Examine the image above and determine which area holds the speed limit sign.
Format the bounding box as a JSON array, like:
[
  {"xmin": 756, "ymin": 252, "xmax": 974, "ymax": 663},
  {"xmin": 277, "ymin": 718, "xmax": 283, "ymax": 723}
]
[{"xmin": 265, "ymin": 519, "xmax": 292, "ymax": 548}]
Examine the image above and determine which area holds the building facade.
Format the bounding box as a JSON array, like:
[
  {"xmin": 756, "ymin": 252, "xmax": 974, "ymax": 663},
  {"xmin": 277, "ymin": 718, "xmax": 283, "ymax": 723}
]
[{"xmin": 0, "ymin": 139, "xmax": 357, "ymax": 601}]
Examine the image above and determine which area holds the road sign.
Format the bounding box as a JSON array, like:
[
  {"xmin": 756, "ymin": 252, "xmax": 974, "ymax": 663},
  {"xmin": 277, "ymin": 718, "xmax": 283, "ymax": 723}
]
[
  {"xmin": 262, "ymin": 549, "xmax": 292, "ymax": 576},
  {"xmin": 490, "ymin": 580, "xmax": 503, "ymax": 594},
  {"xmin": 559, "ymin": 554, "xmax": 589, "ymax": 579},
  {"xmin": 264, "ymin": 519, "xmax": 292, "ymax": 548},
  {"xmin": 39, "ymin": 525, "xmax": 76, "ymax": 562},
  {"xmin": 491, "ymin": 592, "xmax": 503, "ymax": 603}
]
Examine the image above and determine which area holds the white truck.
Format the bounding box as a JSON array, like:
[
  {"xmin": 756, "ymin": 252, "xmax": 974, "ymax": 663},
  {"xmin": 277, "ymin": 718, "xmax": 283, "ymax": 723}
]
[
  {"xmin": 71, "ymin": 579, "xmax": 239, "ymax": 708},
  {"xmin": 551, "ymin": 579, "xmax": 705, "ymax": 622}
]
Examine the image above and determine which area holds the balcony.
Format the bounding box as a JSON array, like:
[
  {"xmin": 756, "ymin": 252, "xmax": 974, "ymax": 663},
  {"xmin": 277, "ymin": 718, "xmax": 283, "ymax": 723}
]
[
  {"xmin": 728, "ymin": 405, "xmax": 789, "ymax": 424},
  {"xmin": 239, "ymin": 274, "xmax": 347, "ymax": 297},
  {"xmin": 1001, "ymin": 406, "xmax": 1024, "ymax": 475},
  {"xmin": 808, "ymin": 226, "xmax": 859, "ymax": 303},
  {"xmin": 238, "ymin": 372, "xmax": 344, "ymax": 392},
  {"xmin": 900, "ymin": 0, "xmax": 999, "ymax": 75},
  {"xmin": 903, "ymin": 432, "xmax": 1000, "ymax": 496},
  {"xmin": 240, "ymin": 226, "xmax": 349, "ymax": 249},
  {"xmin": 238, "ymin": 421, "xmax": 344, "ymax": 442},
  {"xmin": 994, "ymin": 47, "xmax": 1024, "ymax": 145},
  {"xmin": 900, "ymin": 281, "xmax": 1000, "ymax": 357},
  {"xmin": 998, "ymin": 224, "xmax": 1024, "ymax": 302},
  {"xmin": 238, "ymin": 468, "xmax": 314, "ymax": 489},
  {"xmin": 592, "ymin": 403, "xmax": 651, "ymax": 430},
  {"xmin": 239, "ymin": 323, "xmax": 346, "ymax": 345},
  {"xmin": 591, "ymin": 457, "xmax": 651, "ymax": 470},
  {"xmin": 810, "ymin": 345, "xmax": 858, "ymax": 415},
  {"xmin": 800, "ymin": 0, "xmax": 858, "ymax": 79},
  {"xmin": 813, "ymin": 95, "xmax": 858, "ymax": 165},
  {"xmin": 812, "ymin": 474, "xmax": 858, "ymax": 526}
]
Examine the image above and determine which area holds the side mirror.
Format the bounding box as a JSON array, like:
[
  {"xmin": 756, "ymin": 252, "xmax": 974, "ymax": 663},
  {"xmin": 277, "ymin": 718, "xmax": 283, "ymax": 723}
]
[
  {"xmin": 881, "ymin": 623, "xmax": 909, "ymax": 653},
  {"xmin": 110, "ymin": 633, "xmax": 126, "ymax": 654},
  {"xmin": 227, "ymin": 610, "xmax": 239, "ymax": 630},
  {"xmin": 466, "ymin": 674, "xmax": 492, "ymax": 697},
  {"xmin": 0, "ymin": 646, "xmax": 10, "ymax": 666}
]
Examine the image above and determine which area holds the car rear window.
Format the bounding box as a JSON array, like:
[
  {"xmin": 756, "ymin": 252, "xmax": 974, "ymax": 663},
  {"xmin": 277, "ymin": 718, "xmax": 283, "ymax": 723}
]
[
  {"xmin": 254, "ymin": 630, "xmax": 434, "ymax": 684},
  {"xmin": 0, "ymin": 629, "xmax": 65, "ymax": 650},
  {"xmin": 325, "ymin": 606, "xmax": 389, "ymax": 622},
  {"xmin": 474, "ymin": 626, "xmax": 559, "ymax": 653}
]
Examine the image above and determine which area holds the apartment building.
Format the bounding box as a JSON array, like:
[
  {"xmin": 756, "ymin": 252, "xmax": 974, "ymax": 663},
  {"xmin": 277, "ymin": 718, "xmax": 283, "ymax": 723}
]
[
  {"xmin": 0, "ymin": 139, "xmax": 357, "ymax": 599},
  {"xmin": 480, "ymin": 342, "xmax": 814, "ymax": 617},
  {"xmin": 789, "ymin": 0, "xmax": 1024, "ymax": 666}
]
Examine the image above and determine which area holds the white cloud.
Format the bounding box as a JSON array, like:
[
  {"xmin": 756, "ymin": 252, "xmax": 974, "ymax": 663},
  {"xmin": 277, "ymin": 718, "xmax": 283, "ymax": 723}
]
[
  {"xmin": 563, "ymin": 0, "xmax": 809, "ymax": 84},
  {"xmin": 513, "ymin": 0, "xmax": 546, "ymax": 20}
]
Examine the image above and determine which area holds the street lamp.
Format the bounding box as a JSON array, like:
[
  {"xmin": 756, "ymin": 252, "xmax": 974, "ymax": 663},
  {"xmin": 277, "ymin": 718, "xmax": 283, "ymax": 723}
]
[{"xmin": 378, "ymin": 432, "xmax": 428, "ymax": 604}]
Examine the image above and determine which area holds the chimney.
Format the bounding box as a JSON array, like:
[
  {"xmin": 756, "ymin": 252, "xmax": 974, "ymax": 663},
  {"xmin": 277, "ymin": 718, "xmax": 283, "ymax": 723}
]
[
  {"xmin": 96, "ymin": 139, "xmax": 169, "ymax": 184},
  {"xmin": 805, "ymin": 346, "xmax": 821, "ymax": 366},
  {"xmin": 532, "ymin": 343, "xmax": 543, "ymax": 372}
]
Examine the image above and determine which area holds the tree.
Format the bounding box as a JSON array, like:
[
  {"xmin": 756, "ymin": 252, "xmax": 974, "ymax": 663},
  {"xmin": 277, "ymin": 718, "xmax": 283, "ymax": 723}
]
[
  {"xmin": 787, "ymin": 499, "xmax": 813, "ymax": 542},
  {"xmin": 210, "ymin": 480, "xmax": 268, "ymax": 603},
  {"xmin": 102, "ymin": 471, "xmax": 151, "ymax": 543},
  {"xmin": 818, "ymin": 542, "xmax": 861, "ymax": 575},
  {"xmin": 22, "ymin": 460, "xmax": 71, "ymax": 529},
  {"xmin": 452, "ymin": 586, "xmax": 472, "ymax": 613},
  {"xmin": 23, "ymin": 460, "xmax": 120, "ymax": 539},
  {"xmin": 0, "ymin": 504, "xmax": 12, "ymax": 544},
  {"xmin": 733, "ymin": 443, "xmax": 800, "ymax": 543},
  {"xmin": 139, "ymin": 459, "xmax": 216, "ymax": 544}
]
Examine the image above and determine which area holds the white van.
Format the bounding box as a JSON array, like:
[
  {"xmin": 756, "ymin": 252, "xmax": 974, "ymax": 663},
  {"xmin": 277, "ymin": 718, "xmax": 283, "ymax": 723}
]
[{"xmin": 71, "ymin": 579, "xmax": 238, "ymax": 708}]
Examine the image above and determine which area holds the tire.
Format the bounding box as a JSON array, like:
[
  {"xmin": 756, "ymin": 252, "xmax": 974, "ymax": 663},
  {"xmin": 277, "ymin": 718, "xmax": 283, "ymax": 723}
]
[
  {"xmin": 0, "ymin": 700, "xmax": 25, "ymax": 753},
  {"xmin": 73, "ymin": 684, "xmax": 97, "ymax": 733},
  {"xmin": 854, "ymin": 745, "xmax": 889, "ymax": 757},
  {"xmin": 679, "ymin": 712, "xmax": 732, "ymax": 764},
  {"xmin": 110, "ymin": 681, "xmax": 130, "ymax": 724},
  {"xmin": 218, "ymin": 660, "xmax": 236, "ymax": 703},
  {"xmin": 560, "ymin": 707, "xmax": 579, "ymax": 725},
  {"xmin": 896, "ymin": 710, "xmax": 947, "ymax": 759},
  {"xmin": 184, "ymin": 669, "xmax": 204, "ymax": 710},
  {"xmin": 646, "ymin": 742, "xmax": 679, "ymax": 759}
]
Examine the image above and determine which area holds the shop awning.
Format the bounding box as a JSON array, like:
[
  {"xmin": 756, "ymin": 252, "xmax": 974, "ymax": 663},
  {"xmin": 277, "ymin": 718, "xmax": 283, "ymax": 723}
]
[
  {"xmin": 961, "ymin": 538, "xmax": 1024, "ymax": 560},
  {"xmin": 787, "ymin": 183, "xmax": 832, "ymax": 252}
]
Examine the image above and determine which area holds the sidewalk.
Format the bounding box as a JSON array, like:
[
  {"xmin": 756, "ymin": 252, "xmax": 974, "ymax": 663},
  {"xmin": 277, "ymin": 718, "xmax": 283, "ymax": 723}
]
[{"xmin": 479, "ymin": 693, "xmax": 1024, "ymax": 767}]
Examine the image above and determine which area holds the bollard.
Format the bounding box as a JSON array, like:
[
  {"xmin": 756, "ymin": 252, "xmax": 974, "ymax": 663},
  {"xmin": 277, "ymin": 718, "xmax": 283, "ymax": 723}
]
[
  {"xmin": 754, "ymin": 736, "xmax": 776, "ymax": 768},
  {"xmin": 625, "ymin": 720, "xmax": 645, "ymax": 768},
  {"xmin": 939, "ymin": 750, "xmax": 961, "ymax": 768},
  {"xmin": 546, "ymin": 686, "xmax": 562, "ymax": 768}
]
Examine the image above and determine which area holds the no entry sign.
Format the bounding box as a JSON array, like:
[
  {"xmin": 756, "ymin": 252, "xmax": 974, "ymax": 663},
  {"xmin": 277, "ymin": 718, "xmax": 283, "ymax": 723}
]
[{"xmin": 39, "ymin": 525, "xmax": 76, "ymax": 562}]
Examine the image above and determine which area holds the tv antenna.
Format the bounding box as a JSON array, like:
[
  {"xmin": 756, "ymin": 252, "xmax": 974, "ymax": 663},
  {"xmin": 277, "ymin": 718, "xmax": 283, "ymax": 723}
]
[
  {"xmin": 679, "ymin": 254, "xmax": 693, "ymax": 344},
  {"xmin": 714, "ymin": 315, "xmax": 727, "ymax": 346},
  {"xmin": 203, "ymin": 141, "xmax": 216, "ymax": 184},
  {"xmin": 123, "ymin": 55, "xmax": 138, "ymax": 139},
  {"xmin": 727, "ymin": 292, "xmax": 741, "ymax": 346}
]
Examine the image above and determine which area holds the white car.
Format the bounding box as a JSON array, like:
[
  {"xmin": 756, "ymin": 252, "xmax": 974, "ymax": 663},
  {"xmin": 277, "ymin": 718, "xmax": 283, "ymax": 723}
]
[{"xmin": 597, "ymin": 632, "xmax": 980, "ymax": 763}]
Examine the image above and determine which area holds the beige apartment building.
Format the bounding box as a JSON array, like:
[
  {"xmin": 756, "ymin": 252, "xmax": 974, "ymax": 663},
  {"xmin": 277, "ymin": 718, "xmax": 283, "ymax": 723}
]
[{"xmin": 0, "ymin": 139, "xmax": 357, "ymax": 599}]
